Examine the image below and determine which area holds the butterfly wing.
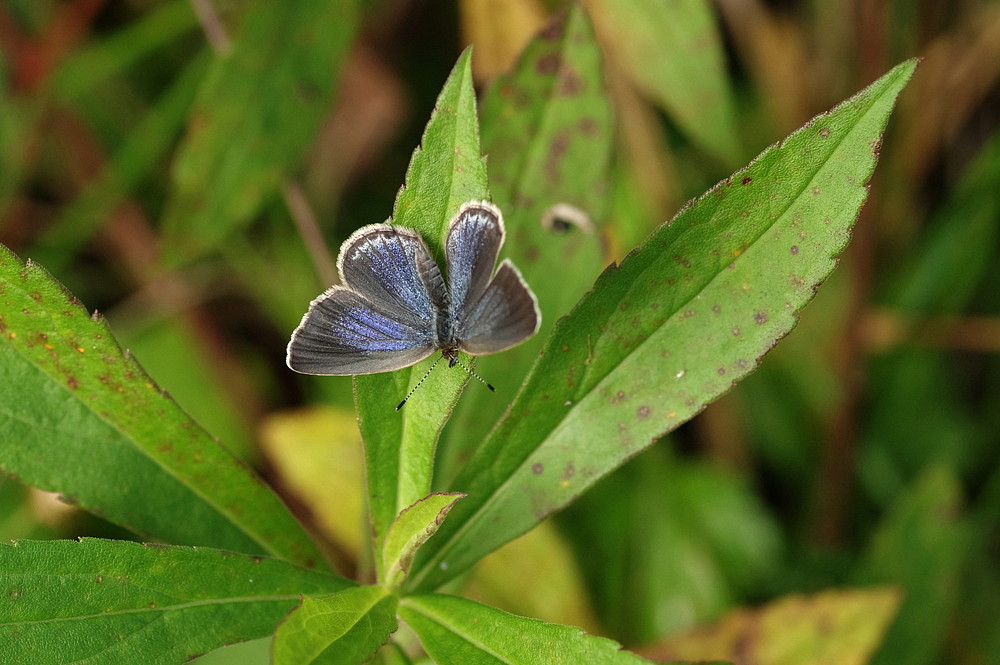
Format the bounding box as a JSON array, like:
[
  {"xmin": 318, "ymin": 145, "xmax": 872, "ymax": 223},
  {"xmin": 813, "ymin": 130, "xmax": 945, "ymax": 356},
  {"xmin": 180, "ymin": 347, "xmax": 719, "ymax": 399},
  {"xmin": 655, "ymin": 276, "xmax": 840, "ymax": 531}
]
[
  {"xmin": 287, "ymin": 225, "xmax": 447, "ymax": 375},
  {"xmin": 339, "ymin": 225, "xmax": 448, "ymax": 322},
  {"xmin": 445, "ymin": 201, "xmax": 505, "ymax": 325},
  {"xmin": 457, "ymin": 259, "xmax": 540, "ymax": 356}
]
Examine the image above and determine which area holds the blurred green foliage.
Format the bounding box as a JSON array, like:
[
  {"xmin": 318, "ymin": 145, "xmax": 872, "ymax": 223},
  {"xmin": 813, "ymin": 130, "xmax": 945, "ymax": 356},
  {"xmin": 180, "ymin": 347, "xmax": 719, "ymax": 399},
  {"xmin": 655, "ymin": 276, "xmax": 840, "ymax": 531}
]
[{"xmin": 1, "ymin": 1, "xmax": 998, "ymax": 664}]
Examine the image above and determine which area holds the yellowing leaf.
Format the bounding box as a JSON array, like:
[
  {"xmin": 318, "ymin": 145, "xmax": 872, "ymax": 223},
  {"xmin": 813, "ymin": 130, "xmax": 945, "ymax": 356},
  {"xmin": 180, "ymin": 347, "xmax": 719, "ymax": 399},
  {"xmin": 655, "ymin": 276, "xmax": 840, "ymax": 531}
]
[
  {"xmin": 260, "ymin": 407, "xmax": 366, "ymax": 565},
  {"xmin": 643, "ymin": 587, "xmax": 902, "ymax": 665}
]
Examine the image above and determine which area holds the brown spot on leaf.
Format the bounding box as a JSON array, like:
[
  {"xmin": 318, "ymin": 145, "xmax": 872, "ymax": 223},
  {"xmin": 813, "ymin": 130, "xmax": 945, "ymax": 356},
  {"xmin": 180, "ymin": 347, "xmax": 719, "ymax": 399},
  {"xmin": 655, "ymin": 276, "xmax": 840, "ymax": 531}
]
[
  {"xmin": 532, "ymin": 463, "xmax": 544, "ymax": 475},
  {"xmin": 637, "ymin": 405, "xmax": 650, "ymax": 420},
  {"xmin": 537, "ymin": 53, "xmax": 560, "ymax": 75},
  {"xmin": 540, "ymin": 18, "xmax": 564, "ymax": 40},
  {"xmin": 558, "ymin": 67, "xmax": 583, "ymax": 95},
  {"xmin": 754, "ymin": 311, "xmax": 768, "ymax": 325},
  {"xmin": 790, "ymin": 245, "xmax": 799, "ymax": 255},
  {"xmin": 741, "ymin": 177, "xmax": 752, "ymax": 185}
]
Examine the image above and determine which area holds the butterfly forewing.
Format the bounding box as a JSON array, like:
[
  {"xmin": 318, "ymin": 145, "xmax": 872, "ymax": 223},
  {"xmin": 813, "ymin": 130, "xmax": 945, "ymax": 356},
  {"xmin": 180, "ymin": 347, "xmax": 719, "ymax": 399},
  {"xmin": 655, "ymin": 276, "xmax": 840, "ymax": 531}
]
[
  {"xmin": 287, "ymin": 225, "xmax": 445, "ymax": 375},
  {"xmin": 339, "ymin": 225, "xmax": 448, "ymax": 327},
  {"xmin": 445, "ymin": 201, "xmax": 504, "ymax": 327}
]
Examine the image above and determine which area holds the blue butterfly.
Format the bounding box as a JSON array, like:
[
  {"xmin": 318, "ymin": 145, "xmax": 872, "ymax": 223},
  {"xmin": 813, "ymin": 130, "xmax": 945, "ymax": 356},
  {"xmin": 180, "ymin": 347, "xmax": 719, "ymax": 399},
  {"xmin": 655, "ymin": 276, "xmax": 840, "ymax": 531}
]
[{"xmin": 287, "ymin": 201, "xmax": 540, "ymax": 401}]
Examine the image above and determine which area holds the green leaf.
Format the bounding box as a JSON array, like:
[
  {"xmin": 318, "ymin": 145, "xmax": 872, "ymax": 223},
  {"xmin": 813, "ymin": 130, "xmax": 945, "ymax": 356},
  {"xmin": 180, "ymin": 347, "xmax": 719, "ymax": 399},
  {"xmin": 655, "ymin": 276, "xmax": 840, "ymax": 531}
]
[
  {"xmin": 399, "ymin": 594, "xmax": 656, "ymax": 665},
  {"xmin": 855, "ymin": 466, "xmax": 969, "ymax": 665},
  {"xmin": 409, "ymin": 59, "xmax": 918, "ymax": 592},
  {"xmin": 443, "ymin": 3, "xmax": 612, "ymax": 466},
  {"xmin": 117, "ymin": 316, "xmax": 253, "ymax": 459},
  {"xmin": 189, "ymin": 637, "xmax": 270, "ymax": 665},
  {"xmin": 372, "ymin": 642, "xmax": 415, "ymax": 665},
  {"xmin": 462, "ymin": 520, "xmax": 597, "ymax": 631},
  {"xmin": 0, "ymin": 538, "xmax": 351, "ymax": 665},
  {"xmin": 162, "ymin": 1, "xmax": 359, "ymax": 258},
  {"xmin": 389, "ymin": 48, "xmax": 490, "ymax": 261},
  {"xmin": 272, "ymin": 586, "xmax": 398, "ymax": 665},
  {"xmin": 0, "ymin": 246, "xmax": 329, "ymax": 568},
  {"xmin": 49, "ymin": 0, "xmax": 200, "ymax": 103},
  {"xmin": 885, "ymin": 122, "xmax": 1000, "ymax": 315},
  {"xmin": 355, "ymin": 48, "xmax": 489, "ymax": 553},
  {"xmin": 586, "ymin": 0, "xmax": 740, "ymax": 161},
  {"xmin": 562, "ymin": 456, "xmax": 781, "ymax": 642},
  {"xmin": 35, "ymin": 52, "xmax": 209, "ymax": 275},
  {"xmin": 381, "ymin": 493, "xmax": 464, "ymax": 587},
  {"xmin": 0, "ymin": 69, "xmax": 38, "ymax": 220}
]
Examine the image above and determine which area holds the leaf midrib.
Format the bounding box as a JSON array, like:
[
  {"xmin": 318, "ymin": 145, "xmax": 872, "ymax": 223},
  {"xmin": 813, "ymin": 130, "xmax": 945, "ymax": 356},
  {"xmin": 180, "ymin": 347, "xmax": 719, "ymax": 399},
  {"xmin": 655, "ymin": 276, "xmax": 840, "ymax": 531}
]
[
  {"xmin": 0, "ymin": 594, "xmax": 303, "ymax": 627},
  {"xmin": 401, "ymin": 598, "xmax": 515, "ymax": 665}
]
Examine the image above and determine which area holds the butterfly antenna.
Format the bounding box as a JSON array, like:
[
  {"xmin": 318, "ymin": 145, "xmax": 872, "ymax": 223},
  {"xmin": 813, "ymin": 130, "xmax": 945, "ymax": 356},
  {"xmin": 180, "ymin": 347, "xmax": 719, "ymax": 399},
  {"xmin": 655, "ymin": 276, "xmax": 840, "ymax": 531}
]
[
  {"xmin": 396, "ymin": 356, "xmax": 443, "ymax": 410},
  {"xmin": 452, "ymin": 357, "xmax": 496, "ymax": 393}
]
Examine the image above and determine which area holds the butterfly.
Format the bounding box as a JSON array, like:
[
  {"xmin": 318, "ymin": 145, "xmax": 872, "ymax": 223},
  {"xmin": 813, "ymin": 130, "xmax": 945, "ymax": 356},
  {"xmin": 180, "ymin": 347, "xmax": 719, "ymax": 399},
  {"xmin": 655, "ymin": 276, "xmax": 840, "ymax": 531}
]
[{"xmin": 286, "ymin": 200, "xmax": 540, "ymax": 405}]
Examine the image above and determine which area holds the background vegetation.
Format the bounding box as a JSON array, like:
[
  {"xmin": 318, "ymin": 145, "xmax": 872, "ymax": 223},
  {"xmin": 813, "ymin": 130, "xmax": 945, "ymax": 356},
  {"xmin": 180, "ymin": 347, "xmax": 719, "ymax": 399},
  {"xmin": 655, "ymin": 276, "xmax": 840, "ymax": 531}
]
[{"xmin": 1, "ymin": 1, "xmax": 998, "ymax": 664}]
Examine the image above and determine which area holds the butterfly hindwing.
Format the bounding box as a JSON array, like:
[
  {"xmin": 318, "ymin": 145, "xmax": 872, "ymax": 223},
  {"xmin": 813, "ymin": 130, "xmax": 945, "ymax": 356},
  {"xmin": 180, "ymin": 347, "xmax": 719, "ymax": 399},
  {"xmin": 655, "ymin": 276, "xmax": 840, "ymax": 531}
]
[{"xmin": 457, "ymin": 259, "xmax": 540, "ymax": 356}]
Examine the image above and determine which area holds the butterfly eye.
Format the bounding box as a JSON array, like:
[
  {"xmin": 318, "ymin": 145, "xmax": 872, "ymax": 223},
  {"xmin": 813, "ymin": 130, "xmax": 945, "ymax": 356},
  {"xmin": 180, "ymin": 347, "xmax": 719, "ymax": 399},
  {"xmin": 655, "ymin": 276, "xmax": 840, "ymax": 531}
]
[{"xmin": 541, "ymin": 203, "xmax": 594, "ymax": 235}]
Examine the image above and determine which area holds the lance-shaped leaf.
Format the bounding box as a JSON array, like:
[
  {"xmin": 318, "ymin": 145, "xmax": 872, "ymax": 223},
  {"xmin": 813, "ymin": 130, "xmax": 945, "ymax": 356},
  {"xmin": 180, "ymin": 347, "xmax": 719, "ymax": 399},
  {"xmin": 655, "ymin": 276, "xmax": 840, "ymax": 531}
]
[
  {"xmin": 399, "ymin": 594, "xmax": 658, "ymax": 665},
  {"xmin": 272, "ymin": 586, "xmax": 398, "ymax": 665},
  {"xmin": 586, "ymin": 0, "xmax": 740, "ymax": 162},
  {"xmin": 409, "ymin": 60, "xmax": 919, "ymax": 592},
  {"xmin": 355, "ymin": 49, "xmax": 488, "ymax": 552},
  {"xmin": 0, "ymin": 539, "xmax": 351, "ymax": 665},
  {"xmin": 443, "ymin": 4, "xmax": 612, "ymax": 462},
  {"xmin": 162, "ymin": 1, "xmax": 358, "ymax": 258},
  {"xmin": 0, "ymin": 247, "xmax": 328, "ymax": 568},
  {"xmin": 380, "ymin": 493, "xmax": 465, "ymax": 587},
  {"xmin": 855, "ymin": 467, "xmax": 968, "ymax": 665}
]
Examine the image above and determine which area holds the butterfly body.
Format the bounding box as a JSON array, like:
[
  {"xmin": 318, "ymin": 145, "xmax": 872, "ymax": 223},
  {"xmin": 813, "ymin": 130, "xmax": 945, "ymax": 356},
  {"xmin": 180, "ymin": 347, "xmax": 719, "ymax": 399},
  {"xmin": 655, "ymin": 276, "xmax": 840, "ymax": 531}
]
[{"xmin": 287, "ymin": 201, "xmax": 540, "ymax": 378}]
